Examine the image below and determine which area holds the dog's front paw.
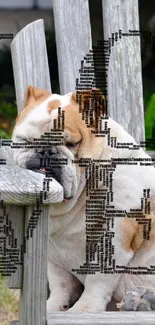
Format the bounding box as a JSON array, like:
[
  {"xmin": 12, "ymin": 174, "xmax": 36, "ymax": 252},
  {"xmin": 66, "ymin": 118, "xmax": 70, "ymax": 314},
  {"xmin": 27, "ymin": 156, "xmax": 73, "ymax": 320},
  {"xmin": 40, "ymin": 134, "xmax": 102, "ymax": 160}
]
[
  {"xmin": 66, "ymin": 297, "xmax": 106, "ymax": 313},
  {"xmin": 47, "ymin": 296, "xmax": 70, "ymax": 312}
]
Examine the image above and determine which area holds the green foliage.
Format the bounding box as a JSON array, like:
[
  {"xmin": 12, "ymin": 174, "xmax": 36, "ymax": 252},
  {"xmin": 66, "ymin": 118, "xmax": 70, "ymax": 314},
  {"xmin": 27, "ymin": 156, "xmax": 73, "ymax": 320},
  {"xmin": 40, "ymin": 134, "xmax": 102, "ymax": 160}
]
[
  {"xmin": 145, "ymin": 93, "xmax": 155, "ymax": 150},
  {"xmin": 0, "ymin": 46, "xmax": 14, "ymax": 90},
  {"xmin": 0, "ymin": 98, "xmax": 17, "ymax": 139}
]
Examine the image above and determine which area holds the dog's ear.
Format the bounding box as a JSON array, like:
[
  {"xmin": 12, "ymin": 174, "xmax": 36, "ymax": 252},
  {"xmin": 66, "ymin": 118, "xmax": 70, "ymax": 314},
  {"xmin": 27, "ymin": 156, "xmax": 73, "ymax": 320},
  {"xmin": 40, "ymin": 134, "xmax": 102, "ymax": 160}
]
[
  {"xmin": 71, "ymin": 88, "xmax": 106, "ymax": 129},
  {"xmin": 24, "ymin": 85, "xmax": 51, "ymax": 108}
]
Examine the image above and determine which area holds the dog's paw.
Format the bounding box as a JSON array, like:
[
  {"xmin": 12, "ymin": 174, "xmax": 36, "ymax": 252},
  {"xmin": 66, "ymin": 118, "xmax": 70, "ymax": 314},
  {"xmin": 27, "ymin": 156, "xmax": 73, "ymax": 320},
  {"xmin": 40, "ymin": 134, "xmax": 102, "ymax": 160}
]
[
  {"xmin": 66, "ymin": 297, "xmax": 106, "ymax": 313},
  {"xmin": 47, "ymin": 296, "xmax": 70, "ymax": 312}
]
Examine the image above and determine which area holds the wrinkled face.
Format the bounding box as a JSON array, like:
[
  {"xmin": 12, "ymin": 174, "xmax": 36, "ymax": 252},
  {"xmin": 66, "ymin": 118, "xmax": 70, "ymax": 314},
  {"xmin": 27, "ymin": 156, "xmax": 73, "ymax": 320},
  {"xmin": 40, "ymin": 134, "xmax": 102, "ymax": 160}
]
[{"xmin": 12, "ymin": 86, "xmax": 105, "ymax": 199}]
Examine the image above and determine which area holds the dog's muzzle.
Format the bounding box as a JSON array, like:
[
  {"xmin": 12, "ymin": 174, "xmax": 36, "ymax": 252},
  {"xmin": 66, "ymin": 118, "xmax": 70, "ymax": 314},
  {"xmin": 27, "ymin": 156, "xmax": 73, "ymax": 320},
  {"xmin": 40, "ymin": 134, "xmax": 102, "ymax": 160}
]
[{"xmin": 25, "ymin": 148, "xmax": 66, "ymax": 185}]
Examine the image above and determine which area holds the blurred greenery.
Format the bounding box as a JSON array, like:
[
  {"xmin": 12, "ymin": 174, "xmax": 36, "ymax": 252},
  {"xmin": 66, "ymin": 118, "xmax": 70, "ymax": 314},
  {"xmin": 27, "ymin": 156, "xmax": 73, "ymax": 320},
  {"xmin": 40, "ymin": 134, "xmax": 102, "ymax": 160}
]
[
  {"xmin": 0, "ymin": 88, "xmax": 17, "ymax": 139},
  {"xmin": 0, "ymin": 273, "xmax": 19, "ymax": 324},
  {"xmin": 145, "ymin": 93, "xmax": 155, "ymax": 150}
]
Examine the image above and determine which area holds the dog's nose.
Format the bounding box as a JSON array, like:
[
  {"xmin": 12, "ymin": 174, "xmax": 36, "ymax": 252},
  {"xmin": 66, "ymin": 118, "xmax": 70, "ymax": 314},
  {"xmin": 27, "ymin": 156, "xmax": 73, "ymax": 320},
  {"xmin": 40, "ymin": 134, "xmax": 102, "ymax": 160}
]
[
  {"xmin": 37, "ymin": 148, "xmax": 45, "ymax": 155},
  {"xmin": 37, "ymin": 147, "xmax": 58, "ymax": 156}
]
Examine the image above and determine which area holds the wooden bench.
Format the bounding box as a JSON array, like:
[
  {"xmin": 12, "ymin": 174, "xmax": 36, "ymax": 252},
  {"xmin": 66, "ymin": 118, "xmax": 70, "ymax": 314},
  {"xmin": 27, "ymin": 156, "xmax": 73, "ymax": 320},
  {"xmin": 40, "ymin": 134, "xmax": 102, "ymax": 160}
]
[{"xmin": 0, "ymin": 0, "xmax": 155, "ymax": 324}]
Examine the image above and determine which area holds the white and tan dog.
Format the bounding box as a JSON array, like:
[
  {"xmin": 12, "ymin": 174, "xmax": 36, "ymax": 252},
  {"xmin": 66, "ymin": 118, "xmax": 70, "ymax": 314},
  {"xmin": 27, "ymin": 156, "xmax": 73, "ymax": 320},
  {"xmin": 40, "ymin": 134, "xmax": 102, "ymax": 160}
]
[{"xmin": 12, "ymin": 86, "xmax": 155, "ymax": 312}]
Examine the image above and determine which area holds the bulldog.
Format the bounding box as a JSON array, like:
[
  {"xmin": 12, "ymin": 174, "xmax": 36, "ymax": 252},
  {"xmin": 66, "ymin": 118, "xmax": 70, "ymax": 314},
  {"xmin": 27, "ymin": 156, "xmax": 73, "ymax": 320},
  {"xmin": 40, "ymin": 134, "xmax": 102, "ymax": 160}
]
[{"xmin": 11, "ymin": 86, "xmax": 155, "ymax": 312}]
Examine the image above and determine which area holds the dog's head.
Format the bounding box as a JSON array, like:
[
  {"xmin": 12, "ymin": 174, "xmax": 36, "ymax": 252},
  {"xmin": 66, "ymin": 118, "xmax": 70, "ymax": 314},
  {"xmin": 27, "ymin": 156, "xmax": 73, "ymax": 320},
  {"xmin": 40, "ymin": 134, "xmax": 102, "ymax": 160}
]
[{"xmin": 12, "ymin": 86, "xmax": 105, "ymax": 199}]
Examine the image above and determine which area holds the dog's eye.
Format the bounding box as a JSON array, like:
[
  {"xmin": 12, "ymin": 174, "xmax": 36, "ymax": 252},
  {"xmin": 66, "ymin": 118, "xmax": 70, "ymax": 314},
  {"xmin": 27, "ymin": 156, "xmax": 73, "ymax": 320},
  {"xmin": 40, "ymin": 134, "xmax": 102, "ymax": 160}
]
[
  {"xmin": 66, "ymin": 141, "xmax": 80, "ymax": 148},
  {"xmin": 16, "ymin": 136, "xmax": 29, "ymax": 142}
]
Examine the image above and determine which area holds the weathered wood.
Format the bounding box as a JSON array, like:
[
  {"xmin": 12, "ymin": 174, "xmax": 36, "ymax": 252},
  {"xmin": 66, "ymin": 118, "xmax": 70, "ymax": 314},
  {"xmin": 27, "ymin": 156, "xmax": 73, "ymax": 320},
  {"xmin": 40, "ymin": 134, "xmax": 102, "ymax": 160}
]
[
  {"xmin": 6, "ymin": 206, "xmax": 24, "ymax": 289},
  {"xmin": 7, "ymin": 20, "xmax": 56, "ymax": 325},
  {"xmin": 19, "ymin": 206, "xmax": 48, "ymax": 325},
  {"xmin": 102, "ymin": 0, "xmax": 145, "ymax": 144},
  {"xmin": 0, "ymin": 20, "xmax": 63, "ymax": 208},
  {"xmin": 47, "ymin": 311, "xmax": 155, "ymax": 325},
  {"xmin": 53, "ymin": 0, "xmax": 92, "ymax": 94},
  {"xmin": 11, "ymin": 19, "xmax": 51, "ymax": 112},
  {"xmin": 0, "ymin": 145, "xmax": 63, "ymax": 205},
  {"xmin": 0, "ymin": 163, "xmax": 63, "ymax": 205}
]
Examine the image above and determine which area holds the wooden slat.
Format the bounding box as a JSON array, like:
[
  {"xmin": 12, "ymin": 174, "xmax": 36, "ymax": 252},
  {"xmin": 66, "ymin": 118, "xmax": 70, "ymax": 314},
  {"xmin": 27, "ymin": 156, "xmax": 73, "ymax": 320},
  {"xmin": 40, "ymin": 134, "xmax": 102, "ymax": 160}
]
[
  {"xmin": 19, "ymin": 206, "xmax": 48, "ymax": 325},
  {"xmin": 6, "ymin": 206, "xmax": 24, "ymax": 289},
  {"xmin": 53, "ymin": 0, "xmax": 92, "ymax": 94},
  {"xmin": 0, "ymin": 203, "xmax": 24, "ymax": 289},
  {"xmin": 102, "ymin": 0, "xmax": 144, "ymax": 144},
  {"xmin": 11, "ymin": 311, "xmax": 155, "ymax": 325},
  {"xmin": 7, "ymin": 19, "xmax": 54, "ymax": 325},
  {"xmin": 47, "ymin": 311, "xmax": 155, "ymax": 325},
  {"xmin": 11, "ymin": 19, "xmax": 51, "ymax": 112}
]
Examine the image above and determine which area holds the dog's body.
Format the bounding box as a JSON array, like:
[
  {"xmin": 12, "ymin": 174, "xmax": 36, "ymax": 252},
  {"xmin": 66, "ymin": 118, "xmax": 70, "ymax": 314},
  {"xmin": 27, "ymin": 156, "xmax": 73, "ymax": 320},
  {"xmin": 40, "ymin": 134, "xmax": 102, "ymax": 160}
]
[{"xmin": 12, "ymin": 86, "xmax": 155, "ymax": 312}]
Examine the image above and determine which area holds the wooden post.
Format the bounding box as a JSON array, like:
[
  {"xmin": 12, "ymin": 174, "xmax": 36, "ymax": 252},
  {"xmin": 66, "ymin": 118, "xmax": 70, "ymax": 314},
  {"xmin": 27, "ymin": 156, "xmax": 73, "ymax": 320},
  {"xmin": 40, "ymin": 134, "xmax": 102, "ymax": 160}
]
[{"xmin": 7, "ymin": 19, "xmax": 56, "ymax": 325}]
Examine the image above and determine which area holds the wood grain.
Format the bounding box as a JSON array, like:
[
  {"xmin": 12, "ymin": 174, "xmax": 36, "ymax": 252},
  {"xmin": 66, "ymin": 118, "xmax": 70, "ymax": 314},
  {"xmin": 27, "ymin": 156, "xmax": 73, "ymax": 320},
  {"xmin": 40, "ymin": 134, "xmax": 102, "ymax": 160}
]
[
  {"xmin": 11, "ymin": 311, "xmax": 155, "ymax": 325},
  {"xmin": 19, "ymin": 206, "xmax": 49, "ymax": 325},
  {"xmin": 4, "ymin": 20, "xmax": 54, "ymax": 325},
  {"xmin": 11, "ymin": 19, "xmax": 51, "ymax": 112},
  {"xmin": 47, "ymin": 311, "xmax": 155, "ymax": 324},
  {"xmin": 6, "ymin": 206, "xmax": 24, "ymax": 289},
  {"xmin": 53, "ymin": 0, "xmax": 92, "ymax": 94},
  {"xmin": 0, "ymin": 163, "xmax": 63, "ymax": 205},
  {"xmin": 102, "ymin": 0, "xmax": 145, "ymax": 144},
  {"xmin": 0, "ymin": 145, "xmax": 63, "ymax": 205}
]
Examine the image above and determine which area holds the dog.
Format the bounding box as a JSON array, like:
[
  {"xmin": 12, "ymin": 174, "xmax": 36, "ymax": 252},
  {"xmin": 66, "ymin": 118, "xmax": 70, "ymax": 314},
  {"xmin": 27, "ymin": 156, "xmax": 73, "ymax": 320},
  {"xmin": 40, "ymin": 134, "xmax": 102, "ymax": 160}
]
[{"xmin": 11, "ymin": 85, "xmax": 155, "ymax": 312}]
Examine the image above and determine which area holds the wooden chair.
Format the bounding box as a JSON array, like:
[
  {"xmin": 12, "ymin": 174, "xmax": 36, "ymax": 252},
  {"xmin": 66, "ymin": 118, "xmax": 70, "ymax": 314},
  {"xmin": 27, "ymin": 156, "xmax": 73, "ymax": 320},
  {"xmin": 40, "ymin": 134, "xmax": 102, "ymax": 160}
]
[{"xmin": 0, "ymin": 0, "xmax": 155, "ymax": 324}]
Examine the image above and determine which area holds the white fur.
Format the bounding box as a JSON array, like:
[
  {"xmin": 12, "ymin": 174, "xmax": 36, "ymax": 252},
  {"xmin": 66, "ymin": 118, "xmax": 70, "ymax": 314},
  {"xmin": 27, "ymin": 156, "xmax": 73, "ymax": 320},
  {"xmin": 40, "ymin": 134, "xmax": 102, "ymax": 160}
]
[{"xmin": 47, "ymin": 117, "xmax": 155, "ymax": 312}]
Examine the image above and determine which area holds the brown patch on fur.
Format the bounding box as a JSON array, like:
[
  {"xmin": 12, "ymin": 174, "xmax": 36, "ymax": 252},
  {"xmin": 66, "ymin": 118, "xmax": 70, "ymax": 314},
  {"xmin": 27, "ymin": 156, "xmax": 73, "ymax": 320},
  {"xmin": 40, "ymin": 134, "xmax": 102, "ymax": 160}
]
[
  {"xmin": 47, "ymin": 99, "xmax": 61, "ymax": 113},
  {"xmin": 120, "ymin": 217, "xmax": 143, "ymax": 252},
  {"xmin": 62, "ymin": 102, "xmax": 104, "ymax": 160},
  {"xmin": 15, "ymin": 86, "xmax": 51, "ymax": 126},
  {"xmin": 121, "ymin": 203, "xmax": 155, "ymax": 253},
  {"xmin": 62, "ymin": 103, "xmax": 85, "ymax": 144}
]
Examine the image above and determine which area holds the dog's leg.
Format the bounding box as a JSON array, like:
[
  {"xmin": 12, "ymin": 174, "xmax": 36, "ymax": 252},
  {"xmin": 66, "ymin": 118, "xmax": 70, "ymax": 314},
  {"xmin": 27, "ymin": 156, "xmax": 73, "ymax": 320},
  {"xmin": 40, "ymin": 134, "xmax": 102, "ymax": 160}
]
[
  {"xmin": 67, "ymin": 248, "xmax": 133, "ymax": 312},
  {"xmin": 47, "ymin": 260, "xmax": 84, "ymax": 312},
  {"xmin": 67, "ymin": 218, "xmax": 136, "ymax": 312}
]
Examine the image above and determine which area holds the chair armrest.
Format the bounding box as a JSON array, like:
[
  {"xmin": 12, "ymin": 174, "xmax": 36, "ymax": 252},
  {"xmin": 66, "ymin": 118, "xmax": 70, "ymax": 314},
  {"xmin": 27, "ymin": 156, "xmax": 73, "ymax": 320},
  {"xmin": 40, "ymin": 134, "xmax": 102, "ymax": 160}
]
[{"xmin": 0, "ymin": 146, "xmax": 63, "ymax": 205}]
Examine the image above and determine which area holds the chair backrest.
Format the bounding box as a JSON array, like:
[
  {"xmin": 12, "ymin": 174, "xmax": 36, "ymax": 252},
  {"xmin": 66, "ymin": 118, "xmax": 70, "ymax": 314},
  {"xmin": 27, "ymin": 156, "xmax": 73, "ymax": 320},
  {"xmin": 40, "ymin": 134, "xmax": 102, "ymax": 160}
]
[{"xmin": 53, "ymin": 0, "xmax": 144, "ymax": 144}]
